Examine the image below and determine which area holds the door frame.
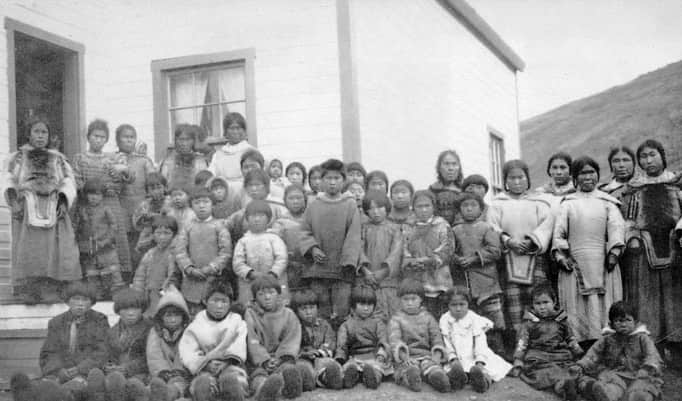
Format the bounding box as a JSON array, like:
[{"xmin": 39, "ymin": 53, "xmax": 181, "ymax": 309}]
[{"xmin": 4, "ymin": 17, "xmax": 86, "ymax": 156}]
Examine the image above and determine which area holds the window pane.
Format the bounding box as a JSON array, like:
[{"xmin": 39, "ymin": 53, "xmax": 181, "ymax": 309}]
[
  {"xmin": 219, "ymin": 67, "xmax": 245, "ymax": 102},
  {"xmin": 221, "ymin": 101, "xmax": 246, "ymax": 119},
  {"xmin": 170, "ymin": 72, "xmax": 209, "ymax": 107},
  {"xmin": 171, "ymin": 107, "xmax": 198, "ymax": 127}
]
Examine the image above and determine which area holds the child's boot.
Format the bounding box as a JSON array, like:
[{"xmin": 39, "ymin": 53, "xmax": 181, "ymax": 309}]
[
  {"xmin": 342, "ymin": 363, "xmax": 360, "ymax": 388},
  {"xmin": 427, "ymin": 368, "xmax": 451, "ymax": 393},
  {"xmin": 126, "ymin": 377, "xmax": 150, "ymax": 401},
  {"xmin": 319, "ymin": 360, "xmax": 343, "ymax": 390},
  {"xmin": 447, "ymin": 362, "xmax": 467, "ymax": 391},
  {"xmin": 404, "ymin": 365, "xmax": 422, "ymax": 392},
  {"xmin": 219, "ymin": 374, "xmax": 246, "ymax": 401},
  {"xmin": 294, "ymin": 361, "xmax": 316, "ymax": 392},
  {"xmin": 281, "ymin": 364, "xmax": 303, "ymax": 399},
  {"xmin": 105, "ymin": 372, "xmax": 127, "ymax": 401},
  {"xmin": 86, "ymin": 368, "xmax": 106, "ymax": 401},
  {"xmin": 256, "ymin": 374, "xmax": 283, "ymax": 401},
  {"xmin": 591, "ymin": 381, "xmax": 623, "ymax": 401},
  {"xmin": 468, "ymin": 365, "xmax": 491, "ymax": 393},
  {"xmin": 362, "ymin": 364, "xmax": 381, "ymax": 390},
  {"xmin": 149, "ymin": 377, "xmax": 170, "ymax": 401}
]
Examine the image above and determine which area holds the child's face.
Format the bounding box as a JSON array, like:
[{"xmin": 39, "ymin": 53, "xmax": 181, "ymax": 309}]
[
  {"xmin": 284, "ymin": 190, "xmax": 306, "ymax": 215},
  {"xmin": 148, "ymin": 183, "xmax": 165, "ymax": 201},
  {"xmin": 117, "ymin": 129, "xmax": 137, "ymax": 153},
  {"xmin": 355, "ymin": 302, "xmax": 375, "ymax": 319},
  {"xmin": 296, "ymin": 304, "xmax": 318, "ymax": 325},
  {"xmin": 269, "ymin": 163, "xmax": 283, "ymax": 179},
  {"xmin": 436, "ymin": 196, "xmax": 456, "ymax": 225},
  {"xmin": 348, "ymin": 183, "xmax": 365, "ymax": 207},
  {"xmin": 245, "ymin": 180, "xmax": 268, "ymax": 200},
  {"xmin": 206, "ymin": 292, "xmax": 231, "ymax": 319},
  {"xmin": 153, "ymin": 226, "xmax": 174, "ymax": 248},
  {"xmin": 366, "ymin": 201, "xmax": 387, "ymax": 224},
  {"xmin": 323, "ymin": 171, "xmax": 345, "ymax": 195},
  {"xmin": 170, "ymin": 190, "xmax": 188, "ymax": 208},
  {"xmin": 86, "ymin": 192, "xmax": 103, "ymax": 207},
  {"xmin": 241, "ymin": 158, "xmax": 262, "ymax": 176},
  {"xmin": 532, "ymin": 293, "xmax": 556, "ymax": 318},
  {"xmin": 161, "ymin": 308, "xmax": 184, "ymax": 331},
  {"xmin": 465, "ymin": 184, "xmax": 487, "ymax": 199},
  {"xmin": 287, "ymin": 167, "xmax": 304, "ymax": 185},
  {"xmin": 87, "ymin": 130, "xmax": 108, "ymax": 153},
  {"xmin": 460, "ymin": 199, "xmax": 481, "ymax": 222},
  {"xmin": 192, "ymin": 197, "xmax": 213, "ymax": 220},
  {"xmin": 255, "ymin": 288, "xmax": 279, "ymax": 311},
  {"xmin": 400, "ymin": 294, "xmax": 422, "ymax": 315},
  {"xmin": 246, "ymin": 212, "xmax": 269, "ymax": 233},
  {"xmin": 612, "ymin": 315, "xmax": 636, "ymax": 335},
  {"xmin": 211, "ymin": 185, "xmax": 227, "ymax": 202},
  {"xmin": 506, "ymin": 167, "xmax": 529, "ymax": 195},
  {"xmin": 309, "ymin": 171, "xmax": 323, "ymax": 192},
  {"xmin": 68, "ymin": 295, "xmax": 93, "ymax": 317},
  {"xmin": 448, "ymin": 295, "xmax": 469, "ymax": 320},
  {"xmin": 391, "ymin": 185, "xmax": 412, "ymax": 210},
  {"xmin": 367, "ymin": 178, "xmax": 387, "ymax": 194},
  {"xmin": 119, "ymin": 307, "xmax": 143, "ymax": 326},
  {"xmin": 413, "ymin": 196, "xmax": 434, "ymax": 222},
  {"xmin": 347, "ymin": 170, "xmax": 365, "ymax": 185}
]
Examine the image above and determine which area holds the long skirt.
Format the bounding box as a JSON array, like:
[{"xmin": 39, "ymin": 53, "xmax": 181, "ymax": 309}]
[{"xmin": 103, "ymin": 196, "xmax": 133, "ymax": 274}]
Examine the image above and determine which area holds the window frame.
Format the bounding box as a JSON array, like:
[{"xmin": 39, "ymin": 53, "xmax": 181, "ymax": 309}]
[
  {"xmin": 151, "ymin": 49, "xmax": 256, "ymax": 161},
  {"xmin": 488, "ymin": 126, "xmax": 506, "ymax": 194}
]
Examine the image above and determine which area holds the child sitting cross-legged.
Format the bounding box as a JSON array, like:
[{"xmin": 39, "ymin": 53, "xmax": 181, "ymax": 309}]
[
  {"xmin": 335, "ymin": 285, "xmax": 391, "ymax": 390},
  {"xmin": 291, "ymin": 289, "xmax": 343, "ymax": 391},
  {"xmin": 389, "ymin": 279, "xmax": 451, "ymax": 393},
  {"xmin": 510, "ymin": 284, "xmax": 584, "ymax": 401},
  {"xmin": 179, "ymin": 281, "xmax": 249, "ymax": 401},
  {"xmin": 245, "ymin": 275, "xmax": 304, "ymax": 401},
  {"xmin": 439, "ymin": 286, "xmax": 512, "ymax": 394},
  {"xmin": 568, "ymin": 301, "xmax": 663, "ymax": 401}
]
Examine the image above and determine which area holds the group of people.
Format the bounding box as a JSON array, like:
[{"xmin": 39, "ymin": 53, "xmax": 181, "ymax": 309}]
[{"xmin": 5, "ymin": 111, "xmax": 682, "ymax": 401}]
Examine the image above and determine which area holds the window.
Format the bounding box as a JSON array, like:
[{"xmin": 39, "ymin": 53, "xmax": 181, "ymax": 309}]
[
  {"xmin": 152, "ymin": 49, "xmax": 256, "ymax": 160},
  {"xmin": 489, "ymin": 130, "xmax": 505, "ymax": 194}
]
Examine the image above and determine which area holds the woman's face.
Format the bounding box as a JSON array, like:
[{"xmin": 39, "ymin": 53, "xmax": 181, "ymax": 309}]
[
  {"xmin": 549, "ymin": 158, "xmax": 571, "ymax": 185},
  {"xmin": 29, "ymin": 122, "xmax": 50, "ymax": 149},
  {"xmin": 610, "ymin": 151, "xmax": 634, "ymax": 181},
  {"xmin": 505, "ymin": 167, "xmax": 528, "ymax": 195},
  {"xmin": 638, "ymin": 146, "xmax": 664, "ymax": 177},
  {"xmin": 576, "ymin": 164, "xmax": 599, "ymax": 192},
  {"xmin": 175, "ymin": 132, "xmax": 194, "ymax": 154},
  {"xmin": 88, "ymin": 129, "xmax": 108, "ymax": 153},
  {"xmin": 117, "ymin": 129, "xmax": 137, "ymax": 153},
  {"xmin": 225, "ymin": 122, "xmax": 245, "ymax": 145},
  {"xmin": 439, "ymin": 153, "xmax": 461, "ymax": 184}
]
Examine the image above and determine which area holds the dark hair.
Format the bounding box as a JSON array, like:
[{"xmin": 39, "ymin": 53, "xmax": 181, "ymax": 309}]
[
  {"xmin": 208, "ymin": 176, "xmax": 228, "ymax": 191},
  {"xmin": 502, "ymin": 159, "xmax": 531, "ymax": 191},
  {"xmin": 244, "ymin": 169, "xmax": 271, "ymax": 192},
  {"xmin": 457, "ymin": 192, "xmax": 484, "ymax": 211},
  {"xmin": 546, "ymin": 152, "xmax": 572, "ymax": 176},
  {"xmin": 113, "ymin": 288, "xmax": 147, "ymax": 313},
  {"xmin": 174, "ymin": 123, "xmax": 196, "ymax": 144},
  {"xmin": 571, "ymin": 156, "xmax": 600, "ymax": 182},
  {"xmin": 251, "ymin": 275, "xmax": 281, "ymax": 297},
  {"xmin": 285, "ymin": 162, "xmax": 308, "ymax": 183},
  {"xmin": 190, "ymin": 187, "xmax": 213, "ymax": 203},
  {"xmin": 245, "ymin": 199, "xmax": 273, "ymax": 221},
  {"xmin": 436, "ymin": 150, "xmax": 463, "ymax": 186},
  {"xmin": 462, "ymin": 174, "xmax": 489, "ymax": 193},
  {"xmin": 608, "ymin": 300, "xmax": 638, "ymax": 323},
  {"xmin": 151, "ymin": 215, "xmax": 178, "ymax": 235},
  {"xmin": 169, "ymin": 186, "xmax": 190, "ymax": 196},
  {"xmin": 205, "ymin": 280, "xmax": 235, "ymax": 302},
  {"xmin": 284, "ymin": 184, "xmax": 308, "ymax": 210},
  {"xmin": 62, "ymin": 281, "xmax": 97, "ymax": 305},
  {"xmin": 26, "ymin": 115, "xmax": 52, "ymax": 141},
  {"xmin": 606, "ymin": 146, "xmax": 636, "ymax": 172},
  {"xmin": 365, "ymin": 170, "xmax": 389, "ymax": 192},
  {"xmin": 194, "ymin": 170, "xmax": 214, "ymax": 187},
  {"xmin": 398, "ymin": 279, "xmax": 424, "ymax": 299},
  {"xmin": 636, "ymin": 139, "xmax": 667, "ymax": 169},
  {"xmin": 223, "ymin": 112, "xmax": 247, "ymax": 133},
  {"xmin": 351, "ymin": 284, "xmax": 377, "ymax": 307},
  {"xmin": 87, "ymin": 119, "xmax": 109, "ymax": 140},
  {"xmin": 240, "ymin": 149, "xmax": 265, "ymax": 168},
  {"xmin": 530, "ymin": 284, "xmax": 558, "ymax": 304},
  {"xmin": 291, "ymin": 289, "xmax": 319, "ymax": 311},
  {"xmin": 345, "ymin": 162, "xmax": 366, "ymax": 178},
  {"xmin": 320, "ymin": 159, "xmax": 346, "ymax": 179},
  {"xmin": 412, "ymin": 190, "xmax": 435, "ymax": 208},
  {"xmin": 308, "ymin": 165, "xmax": 323, "ymax": 180},
  {"xmin": 115, "ymin": 124, "xmax": 137, "ymax": 143},
  {"xmin": 146, "ymin": 172, "xmax": 167, "ymax": 190},
  {"xmin": 443, "ymin": 286, "xmax": 471, "ymax": 305},
  {"xmin": 390, "ymin": 179, "xmax": 415, "ymax": 197},
  {"xmin": 362, "ymin": 190, "xmax": 392, "ymax": 214},
  {"xmin": 82, "ymin": 180, "xmax": 104, "ymax": 195}
]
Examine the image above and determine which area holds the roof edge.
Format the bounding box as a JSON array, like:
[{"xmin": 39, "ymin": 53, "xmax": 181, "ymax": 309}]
[{"xmin": 439, "ymin": 0, "xmax": 525, "ymax": 72}]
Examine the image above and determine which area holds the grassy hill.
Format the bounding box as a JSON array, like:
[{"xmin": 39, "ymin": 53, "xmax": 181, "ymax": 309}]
[{"xmin": 520, "ymin": 60, "xmax": 682, "ymax": 185}]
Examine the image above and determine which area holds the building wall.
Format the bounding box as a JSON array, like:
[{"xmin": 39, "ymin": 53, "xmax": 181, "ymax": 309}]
[{"xmin": 349, "ymin": 0, "xmax": 520, "ymax": 189}]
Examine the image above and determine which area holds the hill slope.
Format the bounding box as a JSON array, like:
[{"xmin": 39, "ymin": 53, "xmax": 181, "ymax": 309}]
[{"xmin": 520, "ymin": 61, "xmax": 682, "ymax": 185}]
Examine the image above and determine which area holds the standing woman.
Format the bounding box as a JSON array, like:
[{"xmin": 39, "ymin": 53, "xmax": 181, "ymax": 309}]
[
  {"xmin": 552, "ymin": 156, "xmax": 625, "ymax": 346},
  {"xmin": 535, "ymin": 152, "xmax": 575, "ymax": 204},
  {"xmin": 487, "ymin": 160, "xmax": 554, "ymax": 332},
  {"xmin": 72, "ymin": 119, "xmax": 134, "ymax": 277},
  {"xmin": 429, "ymin": 150, "xmax": 464, "ymax": 222},
  {"xmin": 159, "ymin": 124, "xmax": 208, "ymax": 190},
  {"xmin": 619, "ymin": 139, "xmax": 682, "ymax": 353},
  {"xmin": 598, "ymin": 146, "xmax": 636, "ymax": 197},
  {"xmin": 208, "ymin": 112, "xmax": 255, "ymax": 183},
  {"xmin": 5, "ymin": 116, "xmax": 81, "ymax": 303}
]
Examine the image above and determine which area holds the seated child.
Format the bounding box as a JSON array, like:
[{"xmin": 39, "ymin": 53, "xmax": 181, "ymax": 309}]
[
  {"xmin": 387, "ymin": 179, "xmax": 416, "ymax": 233},
  {"xmin": 166, "ymin": 186, "xmax": 196, "ymax": 230},
  {"xmin": 175, "ymin": 187, "xmax": 232, "ymax": 316},
  {"xmin": 402, "ymin": 190, "xmax": 454, "ymax": 320},
  {"xmin": 146, "ymin": 286, "xmax": 192, "ymax": 400},
  {"xmin": 291, "ymin": 289, "xmax": 343, "ymax": 391},
  {"xmin": 461, "ymin": 174, "xmax": 490, "ymax": 221},
  {"xmin": 104, "ymin": 288, "xmax": 153, "ymax": 395},
  {"xmin": 268, "ymin": 158, "xmax": 287, "ymax": 201},
  {"xmin": 75, "ymin": 180, "xmax": 125, "ymax": 300},
  {"xmin": 358, "ymin": 191, "xmax": 403, "ymax": 320},
  {"xmin": 439, "ymin": 287, "xmax": 512, "ymax": 394},
  {"xmin": 569, "ymin": 301, "xmax": 663, "ymax": 401},
  {"xmin": 389, "ymin": 279, "xmax": 450, "ymax": 393},
  {"xmin": 272, "ymin": 184, "xmax": 309, "ymax": 294},
  {"xmin": 245, "ymin": 276, "xmax": 303, "ymax": 401},
  {"xmin": 132, "ymin": 172, "xmax": 171, "ymax": 255},
  {"xmin": 510, "ymin": 285, "xmax": 584, "ymax": 400},
  {"xmin": 451, "ymin": 192, "xmax": 505, "ymax": 350},
  {"xmin": 179, "ymin": 281, "xmax": 249, "ymax": 401},
  {"xmin": 208, "ymin": 176, "xmax": 235, "ymax": 219},
  {"xmin": 132, "ymin": 215, "xmax": 178, "ymax": 316},
  {"xmin": 233, "ymin": 200, "xmax": 288, "ymax": 305},
  {"xmin": 335, "ymin": 285, "xmax": 391, "ymax": 390}
]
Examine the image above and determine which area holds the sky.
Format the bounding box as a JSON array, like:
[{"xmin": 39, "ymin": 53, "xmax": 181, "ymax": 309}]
[{"xmin": 468, "ymin": 0, "xmax": 682, "ymax": 120}]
